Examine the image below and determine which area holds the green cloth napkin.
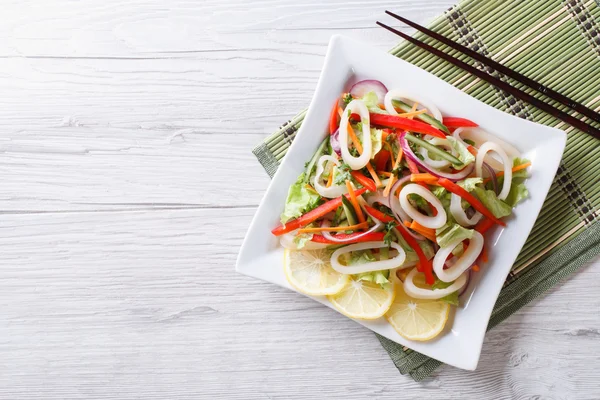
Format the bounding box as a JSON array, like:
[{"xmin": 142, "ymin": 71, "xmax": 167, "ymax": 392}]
[{"xmin": 253, "ymin": 0, "xmax": 600, "ymax": 381}]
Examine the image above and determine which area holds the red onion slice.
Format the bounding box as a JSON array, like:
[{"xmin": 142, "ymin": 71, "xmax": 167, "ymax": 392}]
[
  {"xmin": 398, "ymin": 132, "xmax": 474, "ymax": 181},
  {"xmin": 321, "ymin": 218, "xmax": 383, "ymax": 244},
  {"xmin": 349, "ymin": 80, "xmax": 388, "ymax": 103},
  {"xmin": 482, "ymin": 162, "xmax": 499, "ymax": 195},
  {"xmin": 330, "ymin": 129, "xmax": 342, "ymax": 156}
]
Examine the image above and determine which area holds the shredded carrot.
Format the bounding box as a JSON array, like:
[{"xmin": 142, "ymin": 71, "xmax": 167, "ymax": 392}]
[
  {"xmin": 393, "ymin": 148, "xmax": 404, "ymax": 169},
  {"xmin": 403, "ymin": 220, "xmax": 412, "ymax": 228},
  {"xmin": 383, "ymin": 174, "xmax": 396, "ymax": 197},
  {"xmin": 326, "ymin": 168, "xmax": 334, "ymax": 188},
  {"xmin": 408, "ymin": 102, "xmax": 419, "ymax": 118},
  {"xmin": 345, "ymin": 180, "xmax": 366, "ymax": 224},
  {"xmin": 409, "ymin": 221, "xmax": 437, "ymax": 242},
  {"xmin": 411, "ymin": 173, "xmax": 438, "ymax": 183},
  {"xmin": 398, "ymin": 109, "xmax": 428, "ymax": 118},
  {"xmin": 378, "ymin": 103, "xmax": 386, "ymax": 110},
  {"xmin": 297, "ymin": 221, "xmax": 368, "ymax": 234},
  {"xmin": 378, "ymin": 171, "xmax": 392, "ymax": 177},
  {"xmin": 337, "ymin": 106, "xmax": 344, "ymax": 118},
  {"xmin": 484, "ymin": 161, "xmax": 532, "ymax": 183},
  {"xmin": 347, "ymin": 123, "xmax": 363, "ymax": 154},
  {"xmin": 472, "ymin": 264, "xmax": 480, "ymax": 272},
  {"xmin": 467, "ymin": 145, "xmax": 478, "ymax": 156},
  {"xmin": 366, "ymin": 163, "xmax": 382, "ymax": 187},
  {"xmin": 481, "ymin": 245, "xmax": 489, "ymax": 263}
]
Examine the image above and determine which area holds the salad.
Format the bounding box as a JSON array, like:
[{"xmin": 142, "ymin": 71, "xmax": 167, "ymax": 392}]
[{"xmin": 272, "ymin": 79, "xmax": 531, "ymax": 341}]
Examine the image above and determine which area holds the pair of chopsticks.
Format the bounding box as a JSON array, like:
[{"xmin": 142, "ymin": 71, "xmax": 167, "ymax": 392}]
[{"xmin": 377, "ymin": 11, "xmax": 600, "ymax": 140}]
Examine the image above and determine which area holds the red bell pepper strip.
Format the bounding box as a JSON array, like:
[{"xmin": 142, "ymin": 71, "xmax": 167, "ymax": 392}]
[
  {"xmin": 310, "ymin": 231, "xmax": 386, "ymax": 244},
  {"xmin": 374, "ymin": 150, "xmax": 390, "ymax": 171},
  {"xmin": 370, "ymin": 113, "xmax": 446, "ymax": 138},
  {"xmin": 329, "ymin": 100, "xmax": 339, "ymax": 134},
  {"xmin": 474, "ymin": 218, "xmax": 495, "ymax": 234},
  {"xmin": 363, "ymin": 205, "xmax": 435, "ymax": 285},
  {"xmin": 272, "ymin": 188, "xmax": 368, "ymax": 236},
  {"xmin": 437, "ymin": 178, "xmax": 506, "ymax": 227},
  {"xmin": 350, "ymin": 171, "xmax": 377, "ymax": 192},
  {"xmin": 442, "ymin": 117, "xmax": 478, "ymax": 128}
]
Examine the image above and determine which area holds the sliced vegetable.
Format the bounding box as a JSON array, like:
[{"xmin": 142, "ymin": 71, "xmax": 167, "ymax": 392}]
[
  {"xmin": 472, "ymin": 187, "xmax": 513, "ymax": 219},
  {"xmin": 329, "ymin": 100, "xmax": 339, "ymax": 134},
  {"xmin": 411, "ymin": 173, "xmax": 438, "ymax": 183},
  {"xmin": 391, "ymin": 98, "xmax": 450, "ymax": 134},
  {"xmin": 437, "ymin": 178, "xmax": 506, "ymax": 227},
  {"xmin": 304, "ymin": 137, "xmax": 330, "ymax": 182},
  {"xmin": 399, "ymin": 132, "xmax": 475, "ymax": 181},
  {"xmin": 409, "ymin": 221, "xmax": 437, "ymax": 242},
  {"xmin": 310, "ymin": 231, "xmax": 386, "ymax": 244},
  {"xmin": 345, "ymin": 180, "xmax": 366, "ymax": 223},
  {"xmin": 446, "ymin": 136, "xmax": 475, "ymax": 166},
  {"xmin": 341, "ymin": 194, "xmax": 359, "ymax": 226},
  {"xmin": 370, "ymin": 113, "xmax": 446, "ymax": 138},
  {"xmin": 272, "ymin": 188, "xmax": 368, "ymax": 236},
  {"xmin": 350, "ymin": 171, "xmax": 377, "ymax": 192},
  {"xmin": 297, "ymin": 221, "xmax": 368, "ymax": 234},
  {"xmin": 474, "ymin": 218, "xmax": 495, "ymax": 235},
  {"xmin": 405, "ymin": 134, "xmax": 463, "ymax": 166},
  {"xmin": 349, "ymin": 80, "xmax": 388, "ymax": 104},
  {"xmin": 280, "ymin": 173, "xmax": 322, "ymax": 225},
  {"xmin": 442, "ymin": 117, "xmax": 478, "ymax": 128}
]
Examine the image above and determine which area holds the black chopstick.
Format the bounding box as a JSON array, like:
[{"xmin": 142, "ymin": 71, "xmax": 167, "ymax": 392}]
[
  {"xmin": 377, "ymin": 20, "xmax": 600, "ymax": 140},
  {"xmin": 385, "ymin": 10, "xmax": 600, "ymax": 125}
]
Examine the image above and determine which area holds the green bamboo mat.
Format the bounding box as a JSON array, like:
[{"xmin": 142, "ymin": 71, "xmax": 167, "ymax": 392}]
[{"xmin": 252, "ymin": 0, "xmax": 600, "ymax": 381}]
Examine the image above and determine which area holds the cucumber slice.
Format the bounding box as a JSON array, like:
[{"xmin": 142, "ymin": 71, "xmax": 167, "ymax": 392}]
[
  {"xmin": 405, "ymin": 134, "xmax": 463, "ymax": 166},
  {"xmin": 340, "ymin": 195, "xmax": 358, "ymax": 226},
  {"xmin": 303, "ymin": 136, "xmax": 329, "ymax": 183},
  {"xmin": 392, "ymin": 99, "xmax": 450, "ymax": 135}
]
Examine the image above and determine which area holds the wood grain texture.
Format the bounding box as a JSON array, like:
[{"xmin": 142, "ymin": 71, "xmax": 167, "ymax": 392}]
[{"xmin": 0, "ymin": 1, "xmax": 598, "ymax": 399}]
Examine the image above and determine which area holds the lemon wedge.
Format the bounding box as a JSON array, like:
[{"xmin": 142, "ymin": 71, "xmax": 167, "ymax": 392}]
[
  {"xmin": 385, "ymin": 284, "xmax": 449, "ymax": 341},
  {"xmin": 328, "ymin": 275, "xmax": 395, "ymax": 320},
  {"xmin": 284, "ymin": 248, "xmax": 348, "ymax": 296}
]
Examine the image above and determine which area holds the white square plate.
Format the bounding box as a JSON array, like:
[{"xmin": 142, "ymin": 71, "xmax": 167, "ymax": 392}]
[{"xmin": 237, "ymin": 35, "xmax": 566, "ymax": 370}]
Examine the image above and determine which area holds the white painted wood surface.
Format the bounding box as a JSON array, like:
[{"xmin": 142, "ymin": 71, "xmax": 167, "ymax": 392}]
[{"xmin": 1, "ymin": 1, "xmax": 599, "ymax": 398}]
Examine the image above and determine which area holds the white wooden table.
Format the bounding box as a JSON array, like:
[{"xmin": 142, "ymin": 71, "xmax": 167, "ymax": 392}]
[{"xmin": 1, "ymin": 1, "xmax": 599, "ymax": 398}]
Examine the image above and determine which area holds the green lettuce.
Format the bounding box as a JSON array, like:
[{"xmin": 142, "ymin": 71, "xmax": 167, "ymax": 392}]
[
  {"xmin": 353, "ymin": 122, "xmax": 383, "ymax": 158},
  {"xmin": 280, "ymin": 173, "xmax": 321, "ymax": 224},
  {"xmin": 293, "ymin": 232, "xmax": 314, "ymax": 249},
  {"xmin": 355, "ymin": 270, "xmax": 391, "ymax": 288},
  {"xmin": 473, "ymin": 187, "xmax": 512, "ymax": 218},
  {"xmin": 436, "ymin": 224, "xmax": 474, "ymax": 249},
  {"xmin": 360, "ymin": 91, "xmax": 387, "ymax": 114},
  {"xmin": 446, "ymin": 136, "xmax": 475, "ymax": 166},
  {"xmin": 458, "ymin": 177, "xmax": 483, "ymax": 192},
  {"xmin": 431, "ymin": 279, "xmax": 460, "ymax": 306},
  {"xmin": 348, "ymin": 250, "xmax": 376, "ymax": 265},
  {"xmin": 500, "ymin": 158, "xmax": 530, "ymax": 207}
]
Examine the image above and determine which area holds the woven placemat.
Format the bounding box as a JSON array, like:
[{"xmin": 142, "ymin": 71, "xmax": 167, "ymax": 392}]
[{"xmin": 253, "ymin": 0, "xmax": 600, "ymax": 381}]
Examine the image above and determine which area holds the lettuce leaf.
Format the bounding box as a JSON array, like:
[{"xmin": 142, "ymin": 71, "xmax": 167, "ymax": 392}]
[
  {"xmin": 348, "ymin": 250, "xmax": 376, "ymax": 265},
  {"xmin": 458, "ymin": 177, "xmax": 483, "ymax": 192},
  {"xmin": 436, "ymin": 224, "xmax": 474, "ymax": 248},
  {"xmin": 280, "ymin": 173, "xmax": 322, "ymax": 224},
  {"xmin": 293, "ymin": 232, "xmax": 314, "ymax": 249},
  {"xmin": 500, "ymin": 158, "xmax": 530, "ymax": 207},
  {"xmin": 473, "ymin": 186, "xmax": 513, "ymax": 218},
  {"xmin": 355, "ymin": 270, "xmax": 391, "ymax": 288},
  {"xmin": 360, "ymin": 91, "xmax": 387, "ymax": 114},
  {"xmin": 431, "ymin": 279, "xmax": 460, "ymax": 306},
  {"xmin": 354, "ymin": 122, "xmax": 383, "ymax": 158},
  {"xmin": 446, "ymin": 136, "xmax": 475, "ymax": 166}
]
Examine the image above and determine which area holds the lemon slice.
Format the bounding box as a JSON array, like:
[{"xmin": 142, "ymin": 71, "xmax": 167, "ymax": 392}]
[
  {"xmin": 385, "ymin": 284, "xmax": 450, "ymax": 341},
  {"xmin": 284, "ymin": 248, "xmax": 349, "ymax": 296},
  {"xmin": 328, "ymin": 276, "xmax": 395, "ymax": 320}
]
